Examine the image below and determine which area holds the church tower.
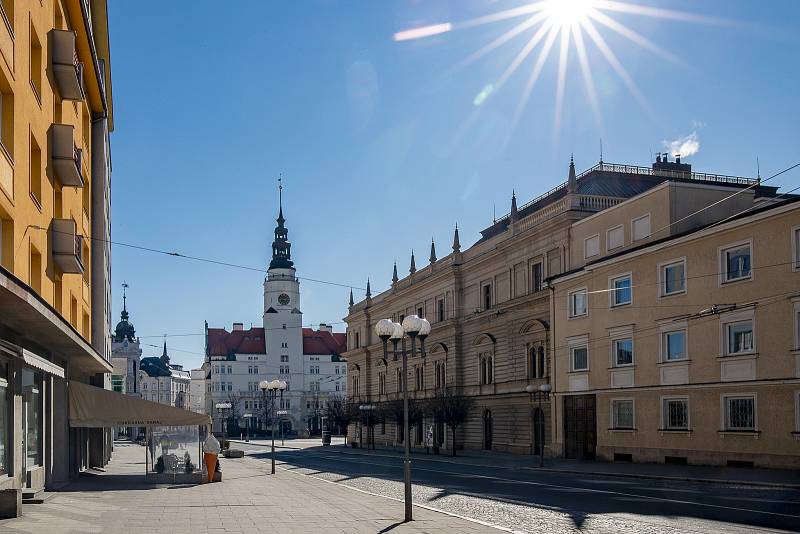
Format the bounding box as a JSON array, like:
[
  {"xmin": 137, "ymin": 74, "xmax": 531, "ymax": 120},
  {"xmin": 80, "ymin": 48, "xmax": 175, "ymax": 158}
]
[{"xmin": 263, "ymin": 183, "xmax": 303, "ymax": 385}]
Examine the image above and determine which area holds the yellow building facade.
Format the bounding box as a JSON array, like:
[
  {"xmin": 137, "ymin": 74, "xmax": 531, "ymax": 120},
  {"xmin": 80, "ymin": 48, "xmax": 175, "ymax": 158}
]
[{"xmin": 0, "ymin": 0, "xmax": 113, "ymax": 515}]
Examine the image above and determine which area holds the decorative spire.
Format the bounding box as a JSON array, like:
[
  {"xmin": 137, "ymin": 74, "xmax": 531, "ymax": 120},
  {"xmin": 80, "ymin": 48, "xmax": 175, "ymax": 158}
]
[
  {"xmin": 429, "ymin": 238, "xmax": 437, "ymax": 263},
  {"xmin": 392, "ymin": 261, "xmax": 399, "ymax": 284},
  {"xmin": 409, "ymin": 250, "xmax": 416, "ymax": 275},
  {"xmin": 160, "ymin": 338, "xmax": 170, "ymax": 366},
  {"xmin": 568, "ymin": 155, "xmax": 577, "ymax": 193},
  {"xmin": 366, "ymin": 278, "xmax": 372, "ymax": 298},
  {"xmin": 121, "ymin": 282, "xmax": 128, "ymax": 319},
  {"xmin": 114, "ymin": 283, "xmax": 136, "ymax": 343},
  {"xmin": 452, "ymin": 223, "xmax": 461, "ymax": 253},
  {"xmin": 270, "ymin": 176, "xmax": 294, "ymax": 270},
  {"xmin": 349, "ymin": 288, "xmax": 354, "ymax": 307},
  {"xmin": 510, "ymin": 190, "xmax": 518, "ymax": 220}
]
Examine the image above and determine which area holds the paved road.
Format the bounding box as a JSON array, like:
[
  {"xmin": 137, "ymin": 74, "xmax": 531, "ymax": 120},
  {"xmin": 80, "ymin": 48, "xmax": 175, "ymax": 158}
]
[{"xmin": 241, "ymin": 443, "xmax": 800, "ymax": 533}]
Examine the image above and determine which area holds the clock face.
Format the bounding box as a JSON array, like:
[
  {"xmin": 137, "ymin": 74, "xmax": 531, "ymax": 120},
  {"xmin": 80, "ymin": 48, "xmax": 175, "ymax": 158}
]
[{"xmin": 278, "ymin": 293, "xmax": 291, "ymax": 306}]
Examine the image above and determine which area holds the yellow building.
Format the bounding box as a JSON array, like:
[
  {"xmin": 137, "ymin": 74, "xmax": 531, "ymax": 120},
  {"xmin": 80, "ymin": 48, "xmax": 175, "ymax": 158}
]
[
  {"xmin": 0, "ymin": 0, "xmax": 113, "ymax": 514},
  {"xmin": 550, "ymin": 175, "xmax": 800, "ymax": 468}
]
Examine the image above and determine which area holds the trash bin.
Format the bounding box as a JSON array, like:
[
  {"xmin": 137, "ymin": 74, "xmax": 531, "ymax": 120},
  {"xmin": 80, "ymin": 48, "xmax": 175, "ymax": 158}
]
[{"xmin": 322, "ymin": 430, "xmax": 331, "ymax": 446}]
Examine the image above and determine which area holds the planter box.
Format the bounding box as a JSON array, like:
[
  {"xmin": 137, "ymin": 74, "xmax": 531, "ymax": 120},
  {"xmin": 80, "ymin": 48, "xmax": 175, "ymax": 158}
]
[{"xmin": 222, "ymin": 449, "xmax": 244, "ymax": 458}]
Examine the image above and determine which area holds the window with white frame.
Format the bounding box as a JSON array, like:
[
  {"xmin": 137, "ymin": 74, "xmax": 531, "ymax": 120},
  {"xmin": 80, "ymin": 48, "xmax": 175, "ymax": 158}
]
[
  {"xmin": 610, "ymin": 274, "xmax": 632, "ymax": 306},
  {"xmin": 662, "ymin": 330, "xmax": 687, "ymax": 361},
  {"xmin": 570, "ymin": 344, "xmax": 588, "ymax": 371},
  {"xmin": 724, "ymin": 395, "xmax": 756, "ymax": 430},
  {"xmin": 613, "ymin": 338, "xmax": 634, "ymax": 366},
  {"xmin": 661, "ymin": 259, "xmax": 686, "ymax": 296},
  {"xmin": 607, "ymin": 225, "xmax": 624, "ymax": 251},
  {"xmin": 662, "ymin": 397, "xmax": 689, "ymax": 430},
  {"xmin": 611, "ymin": 399, "xmax": 634, "ymax": 429},
  {"xmin": 721, "ymin": 242, "xmax": 751, "ymax": 283},
  {"xmin": 725, "ymin": 320, "xmax": 754, "ymax": 355},
  {"xmin": 632, "ymin": 214, "xmax": 651, "ymax": 241},
  {"xmin": 479, "ymin": 353, "xmax": 494, "ymax": 384},
  {"xmin": 568, "ymin": 289, "xmax": 588, "ymax": 318},
  {"xmin": 584, "ymin": 235, "xmax": 600, "ymax": 259}
]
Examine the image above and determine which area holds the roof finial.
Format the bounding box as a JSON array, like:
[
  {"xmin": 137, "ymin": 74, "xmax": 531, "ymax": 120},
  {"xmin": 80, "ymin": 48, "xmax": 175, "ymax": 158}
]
[
  {"xmin": 392, "ymin": 261, "xmax": 399, "ymax": 284},
  {"xmin": 349, "ymin": 288, "xmax": 354, "ymax": 307},
  {"xmin": 366, "ymin": 278, "xmax": 372, "ymax": 298},
  {"xmin": 599, "ymin": 139, "xmax": 603, "ymax": 164},
  {"xmin": 568, "ymin": 155, "xmax": 577, "ymax": 193},
  {"xmin": 429, "ymin": 238, "xmax": 437, "ymax": 264},
  {"xmin": 278, "ymin": 173, "xmax": 283, "ymax": 216},
  {"xmin": 510, "ymin": 190, "xmax": 518, "ymax": 220},
  {"xmin": 756, "ymin": 157, "xmax": 761, "ymax": 183},
  {"xmin": 452, "ymin": 223, "xmax": 461, "ymax": 253},
  {"xmin": 409, "ymin": 250, "xmax": 416, "ymax": 275}
]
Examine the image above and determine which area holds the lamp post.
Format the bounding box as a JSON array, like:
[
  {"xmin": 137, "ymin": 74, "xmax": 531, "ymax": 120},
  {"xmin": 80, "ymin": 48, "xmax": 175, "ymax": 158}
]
[
  {"xmin": 525, "ymin": 383, "xmax": 552, "ymax": 468},
  {"xmin": 375, "ymin": 314, "xmax": 430, "ymax": 522},
  {"xmin": 260, "ymin": 379, "xmax": 287, "ymax": 475}
]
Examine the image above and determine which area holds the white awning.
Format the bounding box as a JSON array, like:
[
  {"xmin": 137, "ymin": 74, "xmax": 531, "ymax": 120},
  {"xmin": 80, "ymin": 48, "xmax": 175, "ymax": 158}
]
[
  {"xmin": 23, "ymin": 349, "xmax": 65, "ymax": 378},
  {"xmin": 68, "ymin": 380, "xmax": 211, "ymax": 428}
]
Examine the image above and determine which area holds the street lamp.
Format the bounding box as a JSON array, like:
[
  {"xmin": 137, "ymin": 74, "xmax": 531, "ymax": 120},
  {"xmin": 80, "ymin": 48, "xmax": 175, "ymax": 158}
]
[
  {"xmin": 525, "ymin": 383, "xmax": 552, "ymax": 468},
  {"xmin": 375, "ymin": 314, "xmax": 431, "ymax": 522},
  {"xmin": 359, "ymin": 405, "xmax": 376, "ymax": 450},
  {"xmin": 260, "ymin": 379, "xmax": 287, "ymax": 475}
]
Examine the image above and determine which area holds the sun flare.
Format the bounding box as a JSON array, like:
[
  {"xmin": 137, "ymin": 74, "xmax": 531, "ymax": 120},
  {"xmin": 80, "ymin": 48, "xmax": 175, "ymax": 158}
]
[{"xmin": 543, "ymin": 0, "xmax": 595, "ymax": 28}]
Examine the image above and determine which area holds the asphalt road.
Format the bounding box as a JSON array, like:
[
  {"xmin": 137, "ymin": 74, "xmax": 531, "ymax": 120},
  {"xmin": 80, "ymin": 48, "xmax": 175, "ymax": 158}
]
[{"xmin": 240, "ymin": 442, "xmax": 800, "ymax": 533}]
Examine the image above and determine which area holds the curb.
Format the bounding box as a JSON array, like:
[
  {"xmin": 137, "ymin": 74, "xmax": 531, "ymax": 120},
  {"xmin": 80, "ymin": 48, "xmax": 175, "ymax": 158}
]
[{"xmin": 303, "ymin": 444, "xmax": 800, "ymax": 490}]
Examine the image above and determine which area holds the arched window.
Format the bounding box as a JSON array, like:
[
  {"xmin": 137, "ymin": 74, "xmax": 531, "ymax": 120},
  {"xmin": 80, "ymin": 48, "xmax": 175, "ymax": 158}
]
[{"xmin": 537, "ymin": 346, "xmax": 546, "ymax": 378}]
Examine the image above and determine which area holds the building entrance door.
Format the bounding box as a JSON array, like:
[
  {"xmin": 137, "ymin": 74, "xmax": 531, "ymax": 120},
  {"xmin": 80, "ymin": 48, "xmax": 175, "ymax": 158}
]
[{"xmin": 563, "ymin": 394, "xmax": 596, "ymax": 459}]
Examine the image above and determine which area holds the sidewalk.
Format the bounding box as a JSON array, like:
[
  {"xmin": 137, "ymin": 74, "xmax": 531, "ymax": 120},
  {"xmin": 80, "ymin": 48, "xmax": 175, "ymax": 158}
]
[
  {"xmin": 0, "ymin": 442, "xmax": 499, "ymax": 534},
  {"xmin": 233, "ymin": 438, "xmax": 800, "ymax": 489}
]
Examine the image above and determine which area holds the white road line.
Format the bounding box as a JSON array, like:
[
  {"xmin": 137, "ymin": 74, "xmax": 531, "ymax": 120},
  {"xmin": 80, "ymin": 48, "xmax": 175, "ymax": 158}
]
[
  {"xmin": 281, "ymin": 451, "xmax": 800, "ymax": 521},
  {"xmin": 277, "ymin": 461, "xmax": 523, "ymax": 533}
]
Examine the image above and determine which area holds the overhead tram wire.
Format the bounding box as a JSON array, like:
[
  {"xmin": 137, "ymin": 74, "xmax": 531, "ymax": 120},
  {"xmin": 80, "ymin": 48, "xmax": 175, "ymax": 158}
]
[
  {"xmin": 29, "ymin": 225, "xmax": 367, "ymax": 292},
  {"xmin": 137, "ymin": 321, "xmax": 349, "ymax": 340}
]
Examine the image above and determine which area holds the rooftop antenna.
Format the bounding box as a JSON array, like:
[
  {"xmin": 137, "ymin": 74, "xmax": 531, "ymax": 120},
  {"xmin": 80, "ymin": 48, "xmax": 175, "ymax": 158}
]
[
  {"xmin": 493, "ymin": 203, "xmax": 496, "ymax": 223},
  {"xmin": 599, "ymin": 138, "xmax": 603, "ymax": 164}
]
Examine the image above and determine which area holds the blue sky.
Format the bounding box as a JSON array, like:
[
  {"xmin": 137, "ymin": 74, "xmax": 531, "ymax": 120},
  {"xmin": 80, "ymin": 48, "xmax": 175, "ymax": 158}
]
[{"xmin": 108, "ymin": 1, "xmax": 800, "ymax": 369}]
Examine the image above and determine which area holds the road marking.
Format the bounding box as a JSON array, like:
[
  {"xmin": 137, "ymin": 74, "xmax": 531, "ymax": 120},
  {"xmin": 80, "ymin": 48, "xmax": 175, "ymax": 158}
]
[
  {"xmin": 277, "ymin": 460, "xmax": 523, "ymax": 533},
  {"xmin": 280, "ymin": 450, "xmax": 800, "ymax": 521}
]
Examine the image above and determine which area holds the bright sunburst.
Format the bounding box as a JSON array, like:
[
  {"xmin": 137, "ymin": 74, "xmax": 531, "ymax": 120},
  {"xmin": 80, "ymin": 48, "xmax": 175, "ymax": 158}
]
[{"xmin": 394, "ymin": 1, "xmax": 725, "ymax": 136}]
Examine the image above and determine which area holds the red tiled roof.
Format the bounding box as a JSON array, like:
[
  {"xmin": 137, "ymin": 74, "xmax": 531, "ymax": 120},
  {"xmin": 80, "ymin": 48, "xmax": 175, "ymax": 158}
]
[
  {"xmin": 206, "ymin": 327, "xmax": 266, "ymax": 356},
  {"xmin": 206, "ymin": 326, "xmax": 346, "ymax": 357},
  {"xmin": 302, "ymin": 328, "xmax": 347, "ymax": 356}
]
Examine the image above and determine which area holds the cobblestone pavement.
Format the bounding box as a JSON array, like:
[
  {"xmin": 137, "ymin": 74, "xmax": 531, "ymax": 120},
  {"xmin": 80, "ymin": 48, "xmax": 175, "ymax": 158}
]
[
  {"xmin": 242, "ymin": 444, "xmax": 800, "ymax": 534},
  {"xmin": 0, "ymin": 442, "xmax": 499, "ymax": 534}
]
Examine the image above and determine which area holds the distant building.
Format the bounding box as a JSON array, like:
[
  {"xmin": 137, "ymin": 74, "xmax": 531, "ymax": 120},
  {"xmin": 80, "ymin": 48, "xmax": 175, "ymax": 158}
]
[
  {"xmin": 139, "ymin": 343, "xmax": 191, "ymax": 408},
  {"xmin": 111, "ymin": 288, "xmax": 141, "ymax": 397},
  {"xmin": 189, "ymin": 366, "xmax": 209, "ymax": 414},
  {"xmin": 205, "ymin": 193, "xmax": 347, "ymax": 436}
]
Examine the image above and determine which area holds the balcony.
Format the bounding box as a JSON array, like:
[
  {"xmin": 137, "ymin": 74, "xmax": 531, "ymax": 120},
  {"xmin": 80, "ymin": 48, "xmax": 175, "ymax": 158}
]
[
  {"xmin": 50, "ymin": 124, "xmax": 83, "ymax": 187},
  {"xmin": 52, "ymin": 219, "xmax": 84, "ymax": 274},
  {"xmin": 49, "ymin": 30, "xmax": 84, "ymax": 101}
]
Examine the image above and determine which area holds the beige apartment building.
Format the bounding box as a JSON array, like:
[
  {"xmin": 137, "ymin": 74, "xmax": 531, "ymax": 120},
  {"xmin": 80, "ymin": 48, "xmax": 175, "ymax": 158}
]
[
  {"xmin": 343, "ymin": 156, "xmax": 783, "ymax": 456},
  {"xmin": 549, "ymin": 177, "xmax": 799, "ymax": 468},
  {"xmin": 0, "ymin": 0, "xmax": 114, "ymax": 513}
]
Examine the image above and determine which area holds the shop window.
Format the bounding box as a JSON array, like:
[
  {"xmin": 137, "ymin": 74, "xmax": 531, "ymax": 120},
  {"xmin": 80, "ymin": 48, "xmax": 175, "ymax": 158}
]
[{"xmin": 22, "ymin": 369, "xmax": 42, "ymax": 468}]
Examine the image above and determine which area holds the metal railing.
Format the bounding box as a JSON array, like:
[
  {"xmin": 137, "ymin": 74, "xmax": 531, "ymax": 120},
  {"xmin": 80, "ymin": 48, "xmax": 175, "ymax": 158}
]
[{"xmin": 495, "ymin": 162, "xmax": 757, "ymax": 223}]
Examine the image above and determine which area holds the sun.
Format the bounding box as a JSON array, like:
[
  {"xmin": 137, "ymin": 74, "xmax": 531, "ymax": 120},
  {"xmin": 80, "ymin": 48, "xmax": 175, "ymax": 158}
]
[
  {"xmin": 393, "ymin": 1, "xmax": 723, "ymax": 137},
  {"xmin": 543, "ymin": 0, "xmax": 595, "ymax": 28}
]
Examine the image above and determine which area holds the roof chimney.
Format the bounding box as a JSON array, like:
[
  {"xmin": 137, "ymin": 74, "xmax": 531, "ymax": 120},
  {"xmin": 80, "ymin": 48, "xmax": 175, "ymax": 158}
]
[
  {"xmin": 232, "ymin": 323, "xmax": 244, "ymax": 331},
  {"xmin": 318, "ymin": 323, "xmax": 333, "ymax": 333}
]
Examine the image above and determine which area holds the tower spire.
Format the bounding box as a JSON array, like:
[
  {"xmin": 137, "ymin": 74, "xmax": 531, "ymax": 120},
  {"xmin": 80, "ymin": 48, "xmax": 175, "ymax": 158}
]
[
  {"xmin": 392, "ymin": 261, "xmax": 399, "ymax": 284},
  {"xmin": 270, "ymin": 176, "xmax": 293, "ymax": 270},
  {"xmin": 121, "ymin": 282, "xmax": 129, "ymax": 320},
  {"xmin": 349, "ymin": 288, "xmax": 354, "ymax": 307},
  {"xmin": 409, "ymin": 250, "xmax": 416, "ymax": 275},
  {"xmin": 366, "ymin": 278, "xmax": 372, "ymax": 298},
  {"xmin": 452, "ymin": 223, "xmax": 461, "ymax": 253},
  {"xmin": 161, "ymin": 337, "xmax": 170, "ymax": 366},
  {"xmin": 429, "ymin": 238, "xmax": 437, "ymax": 263},
  {"xmin": 510, "ymin": 190, "xmax": 518, "ymax": 220}
]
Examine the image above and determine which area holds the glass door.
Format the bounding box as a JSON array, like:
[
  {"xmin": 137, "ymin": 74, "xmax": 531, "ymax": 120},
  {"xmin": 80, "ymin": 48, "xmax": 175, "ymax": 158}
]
[{"xmin": 22, "ymin": 369, "xmax": 42, "ymax": 484}]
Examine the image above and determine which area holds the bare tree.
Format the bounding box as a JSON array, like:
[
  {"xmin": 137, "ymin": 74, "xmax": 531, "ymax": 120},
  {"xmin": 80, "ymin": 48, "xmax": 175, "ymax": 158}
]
[
  {"xmin": 379, "ymin": 398, "xmax": 423, "ymax": 445},
  {"xmin": 427, "ymin": 390, "xmax": 474, "ymax": 457},
  {"xmin": 326, "ymin": 395, "xmax": 357, "ymax": 445}
]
